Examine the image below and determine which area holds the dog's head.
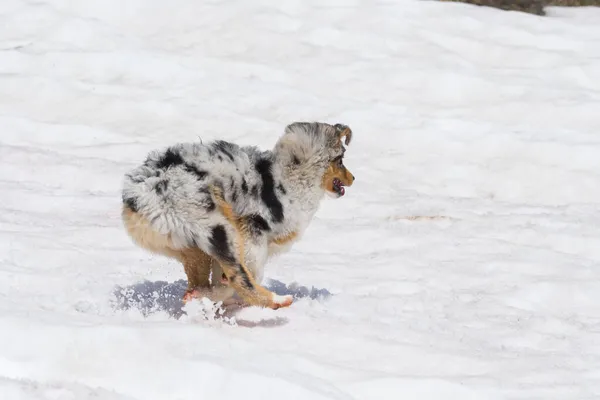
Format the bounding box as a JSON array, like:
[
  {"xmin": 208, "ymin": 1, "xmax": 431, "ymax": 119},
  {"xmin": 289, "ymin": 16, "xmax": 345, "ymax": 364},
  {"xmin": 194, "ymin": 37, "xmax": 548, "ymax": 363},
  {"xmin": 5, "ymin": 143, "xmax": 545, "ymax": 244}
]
[{"xmin": 276, "ymin": 122, "xmax": 355, "ymax": 198}]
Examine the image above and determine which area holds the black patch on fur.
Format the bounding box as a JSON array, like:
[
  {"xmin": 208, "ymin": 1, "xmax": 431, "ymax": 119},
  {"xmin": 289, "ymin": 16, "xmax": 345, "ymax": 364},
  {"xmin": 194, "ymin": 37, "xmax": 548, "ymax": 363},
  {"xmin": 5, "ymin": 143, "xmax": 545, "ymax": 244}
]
[
  {"xmin": 205, "ymin": 198, "xmax": 216, "ymax": 212},
  {"xmin": 255, "ymin": 158, "xmax": 284, "ymax": 223},
  {"xmin": 231, "ymin": 190, "xmax": 238, "ymax": 203},
  {"xmin": 229, "ymin": 177, "xmax": 235, "ymax": 189},
  {"xmin": 156, "ymin": 148, "xmax": 184, "ymax": 170},
  {"xmin": 238, "ymin": 268, "xmax": 254, "ymax": 289},
  {"xmin": 209, "ymin": 225, "xmax": 236, "ymax": 265},
  {"xmin": 277, "ymin": 183, "xmax": 287, "ymax": 195},
  {"xmin": 184, "ymin": 164, "xmax": 208, "ymax": 180},
  {"xmin": 246, "ymin": 214, "xmax": 271, "ymax": 235},
  {"xmin": 214, "ymin": 140, "xmax": 235, "ymax": 162},
  {"xmin": 250, "ymin": 185, "xmax": 259, "ymax": 198},
  {"xmin": 217, "ymin": 155, "xmax": 223, "ymax": 162},
  {"xmin": 241, "ymin": 179, "xmax": 248, "ymax": 194},
  {"xmin": 227, "ymin": 270, "xmax": 253, "ymax": 290},
  {"xmin": 292, "ymin": 155, "xmax": 300, "ymax": 165},
  {"xmin": 198, "ymin": 188, "xmax": 216, "ymax": 212},
  {"xmin": 154, "ymin": 180, "xmax": 168, "ymax": 195},
  {"xmin": 122, "ymin": 195, "xmax": 138, "ymax": 212}
]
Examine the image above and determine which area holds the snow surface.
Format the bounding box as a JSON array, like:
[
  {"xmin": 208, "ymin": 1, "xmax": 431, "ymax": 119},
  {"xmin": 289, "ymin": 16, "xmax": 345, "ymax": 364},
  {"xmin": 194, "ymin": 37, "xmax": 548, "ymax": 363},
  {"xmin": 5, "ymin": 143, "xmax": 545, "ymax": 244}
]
[{"xmin": 2, "ymin": 0, "xmax": 600, "ymax": 399}]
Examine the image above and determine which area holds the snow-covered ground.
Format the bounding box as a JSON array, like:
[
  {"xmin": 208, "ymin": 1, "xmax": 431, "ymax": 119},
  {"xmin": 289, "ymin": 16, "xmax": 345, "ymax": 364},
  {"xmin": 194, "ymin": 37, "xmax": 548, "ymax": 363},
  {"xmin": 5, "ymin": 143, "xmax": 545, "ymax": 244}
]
[{"xmin": 2, "ymin": 0, "xmax": 600, "ymax": 399}]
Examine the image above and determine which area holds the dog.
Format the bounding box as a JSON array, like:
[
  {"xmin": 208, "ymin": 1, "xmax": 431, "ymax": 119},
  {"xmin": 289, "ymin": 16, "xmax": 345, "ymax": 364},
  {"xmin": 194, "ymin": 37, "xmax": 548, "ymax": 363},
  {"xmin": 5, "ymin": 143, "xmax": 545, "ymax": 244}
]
[{"xmin": 121, "ymin": 122, "xmax": 355, "ymax": 310}]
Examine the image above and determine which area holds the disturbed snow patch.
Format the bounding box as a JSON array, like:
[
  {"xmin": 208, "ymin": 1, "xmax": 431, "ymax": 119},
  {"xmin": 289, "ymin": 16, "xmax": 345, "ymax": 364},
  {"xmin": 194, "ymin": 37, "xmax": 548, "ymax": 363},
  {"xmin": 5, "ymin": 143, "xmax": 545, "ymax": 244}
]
[
  {"xmin": 112, "ymin": 279, "xmax": 188, "ymax": 318},
  {"xmin": 180, "ymin": 297, "xmax": 238, "ymax": 327},
  {"xmin": 111, "ymin": 278, "xmax": 332, "ymax": 320}
]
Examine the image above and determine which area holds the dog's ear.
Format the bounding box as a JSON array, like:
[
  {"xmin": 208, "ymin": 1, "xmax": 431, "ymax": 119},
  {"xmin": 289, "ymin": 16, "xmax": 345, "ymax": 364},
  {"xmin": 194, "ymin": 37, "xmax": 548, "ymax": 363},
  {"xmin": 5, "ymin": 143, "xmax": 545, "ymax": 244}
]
[
  {"xmin": 278, "ymin": 122, "xmax": 348, "ymax": 167},
  {"xmin": 333, "ymin": 124, "xmax": 352, "ymax": 146}
]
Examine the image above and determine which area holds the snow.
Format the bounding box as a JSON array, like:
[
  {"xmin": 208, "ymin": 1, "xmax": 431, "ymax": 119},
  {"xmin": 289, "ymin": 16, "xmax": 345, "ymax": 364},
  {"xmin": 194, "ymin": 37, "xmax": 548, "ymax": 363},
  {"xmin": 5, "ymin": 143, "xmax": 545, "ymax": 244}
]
[{"xmin": 1, "ymin": 0, "xmax": 600, "ymax": 399}]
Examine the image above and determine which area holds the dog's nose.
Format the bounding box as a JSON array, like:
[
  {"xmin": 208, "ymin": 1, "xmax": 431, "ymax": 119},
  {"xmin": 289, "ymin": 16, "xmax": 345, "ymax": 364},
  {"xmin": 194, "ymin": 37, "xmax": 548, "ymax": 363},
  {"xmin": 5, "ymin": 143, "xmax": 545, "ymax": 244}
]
[{"xmin": 352, "ymin": 174, "xmax": 355, "ymax": 182}]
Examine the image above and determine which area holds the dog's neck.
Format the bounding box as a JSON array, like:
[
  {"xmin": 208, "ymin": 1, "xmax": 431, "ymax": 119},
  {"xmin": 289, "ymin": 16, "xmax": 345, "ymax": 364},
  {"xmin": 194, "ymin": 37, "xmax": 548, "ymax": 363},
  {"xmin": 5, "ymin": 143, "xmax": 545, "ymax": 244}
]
[{"xmin": 270, "ymin": 153, "xmax": 327, "ymax": 236}]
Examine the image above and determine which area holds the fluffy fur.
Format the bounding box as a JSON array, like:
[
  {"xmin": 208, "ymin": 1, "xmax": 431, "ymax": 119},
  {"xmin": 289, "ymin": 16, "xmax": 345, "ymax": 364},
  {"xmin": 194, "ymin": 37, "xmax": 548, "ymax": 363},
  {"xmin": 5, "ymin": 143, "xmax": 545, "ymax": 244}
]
[{"xmin": 121, "ymin": 122, "xmax": 355, "ymax": 309}]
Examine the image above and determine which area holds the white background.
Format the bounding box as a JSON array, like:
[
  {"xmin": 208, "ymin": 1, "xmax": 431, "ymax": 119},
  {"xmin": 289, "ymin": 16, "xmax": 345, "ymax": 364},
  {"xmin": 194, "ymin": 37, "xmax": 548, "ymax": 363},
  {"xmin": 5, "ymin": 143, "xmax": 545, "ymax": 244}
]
[{"xmin": 1, "ymin": 1, "xmax": 600, "ymax": 399}]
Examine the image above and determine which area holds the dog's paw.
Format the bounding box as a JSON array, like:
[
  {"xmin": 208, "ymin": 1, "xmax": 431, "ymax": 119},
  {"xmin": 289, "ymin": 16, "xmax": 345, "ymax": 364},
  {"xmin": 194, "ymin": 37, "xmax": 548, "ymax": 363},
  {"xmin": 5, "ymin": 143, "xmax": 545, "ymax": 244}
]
[
  {"xmin": 182, "ymin": 289, "xmax": 201, "ymax": 304},
  {"xmin": 270, "ymin": 293, "xmax": 293, "ymax": 309}
]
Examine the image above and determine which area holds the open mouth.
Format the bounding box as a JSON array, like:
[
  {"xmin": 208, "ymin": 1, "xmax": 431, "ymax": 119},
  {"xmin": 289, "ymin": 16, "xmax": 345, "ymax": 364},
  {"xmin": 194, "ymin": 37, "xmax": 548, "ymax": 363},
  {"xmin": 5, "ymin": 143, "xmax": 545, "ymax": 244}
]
[{"xmin": 332, "ymin": 178, "xmax": 345, "ymax": 196}]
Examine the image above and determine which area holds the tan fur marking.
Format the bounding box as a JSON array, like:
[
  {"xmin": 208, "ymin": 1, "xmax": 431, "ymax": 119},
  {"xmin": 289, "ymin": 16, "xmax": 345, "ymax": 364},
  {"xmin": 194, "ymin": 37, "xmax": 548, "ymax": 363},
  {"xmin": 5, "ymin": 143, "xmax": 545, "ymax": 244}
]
[
  {"xmin": 179, "ymin": 247, "xmax": 212, "ymax": 289},
  {"xmin": 321, "ymin": 161, "xmax": 355, "ymax": 194},
  {"xmin": 122, "ymin": 205, "xmax": 180, "ymax": 258},
  {"xmin": 271, "ymin": 231, "xmax": 298, "ymax": 246}
]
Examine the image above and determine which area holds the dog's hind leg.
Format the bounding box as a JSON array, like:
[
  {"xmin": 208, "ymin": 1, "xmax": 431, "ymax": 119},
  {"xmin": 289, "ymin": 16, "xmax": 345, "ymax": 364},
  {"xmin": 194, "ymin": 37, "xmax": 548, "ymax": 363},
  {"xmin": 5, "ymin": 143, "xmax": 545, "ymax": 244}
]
[
  {"xmin": 179, "ymin": 247, "xmax": 213, "ymax": 303},
  {"xmin": 122, "ymin": 205, "xmax": 232, "ymax": 304},
  {"xmin": 182, "ymin": 255, "xmax": 238, "ymax": 305}
]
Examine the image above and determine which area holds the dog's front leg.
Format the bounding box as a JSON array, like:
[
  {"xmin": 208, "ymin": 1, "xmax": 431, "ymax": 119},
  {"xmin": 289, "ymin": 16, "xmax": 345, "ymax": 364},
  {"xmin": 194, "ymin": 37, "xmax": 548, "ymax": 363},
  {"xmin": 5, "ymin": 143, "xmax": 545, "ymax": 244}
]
[
  {"xmin": 218, "ymin": 260, "xmax": 292, "ymax": 309},
  {"xmin": 187, "ymin": 236, "xmax": 289, "ymax": 309}
]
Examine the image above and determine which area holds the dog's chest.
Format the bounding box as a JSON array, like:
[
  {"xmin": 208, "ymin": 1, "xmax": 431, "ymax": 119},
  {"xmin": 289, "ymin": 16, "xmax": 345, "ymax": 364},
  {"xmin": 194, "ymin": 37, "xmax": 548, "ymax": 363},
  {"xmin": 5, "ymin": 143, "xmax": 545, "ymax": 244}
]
[
  {"xmin": 269, "ymin": 196, "xmax": 317, "ymax": 243},
  {"xmin": 262, "ymin": 166, "xmax": 323, "ymax": 250}
]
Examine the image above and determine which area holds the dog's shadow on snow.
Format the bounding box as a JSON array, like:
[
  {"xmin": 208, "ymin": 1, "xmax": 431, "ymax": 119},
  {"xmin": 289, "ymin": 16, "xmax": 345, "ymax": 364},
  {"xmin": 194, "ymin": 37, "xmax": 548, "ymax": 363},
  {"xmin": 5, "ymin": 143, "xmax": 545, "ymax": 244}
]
[{"xmin": 112, "ymin": 279, "xmax": 331, "ymax": 327}]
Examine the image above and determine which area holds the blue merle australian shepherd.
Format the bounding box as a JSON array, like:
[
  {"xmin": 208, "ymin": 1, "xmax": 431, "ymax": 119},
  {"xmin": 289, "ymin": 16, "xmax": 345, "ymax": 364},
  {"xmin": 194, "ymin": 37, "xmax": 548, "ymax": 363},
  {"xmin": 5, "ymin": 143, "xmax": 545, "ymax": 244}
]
[{"xmin": 121, "ymin": 122, "xmax": 355, "ymax": 310}]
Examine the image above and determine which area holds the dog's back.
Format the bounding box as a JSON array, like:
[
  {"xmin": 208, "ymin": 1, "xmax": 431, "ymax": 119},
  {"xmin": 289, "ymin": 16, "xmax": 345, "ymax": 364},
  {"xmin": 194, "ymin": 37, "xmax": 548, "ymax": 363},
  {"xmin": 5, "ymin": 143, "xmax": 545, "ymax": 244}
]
[{"xmin": 122, "ymin": 140, "xmax": 262, "ymax": 246}]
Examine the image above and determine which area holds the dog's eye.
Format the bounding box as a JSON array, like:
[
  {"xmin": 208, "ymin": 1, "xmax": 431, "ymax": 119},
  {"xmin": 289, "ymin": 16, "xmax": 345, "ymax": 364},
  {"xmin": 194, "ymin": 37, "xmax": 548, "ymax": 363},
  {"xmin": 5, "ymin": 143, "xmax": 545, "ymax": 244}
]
[{"xmin": 333, "ymin": 156, "xmax": 343, "ymax": 167}]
